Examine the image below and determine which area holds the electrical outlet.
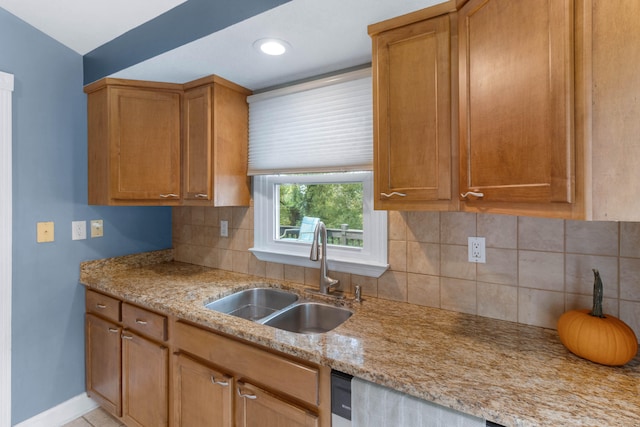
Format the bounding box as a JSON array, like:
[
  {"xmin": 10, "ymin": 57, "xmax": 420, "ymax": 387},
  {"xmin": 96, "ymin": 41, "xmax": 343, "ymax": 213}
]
[
  {"xmin": 72, "ymin": 221, "xmax": 87, "ymax": 240},
  {"xmin": 220, "ymin": 220, "xmax": 229, "ymax": 237},
  {"xmin": 468, "ymin": 236, "xmax": 486, "ymax": 263}
]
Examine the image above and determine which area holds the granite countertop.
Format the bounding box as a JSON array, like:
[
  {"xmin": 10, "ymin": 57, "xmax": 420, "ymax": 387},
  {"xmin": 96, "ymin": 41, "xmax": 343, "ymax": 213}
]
[{"xmin": 80, "ymin": 250, "xmax": 640, "ymax": 427}]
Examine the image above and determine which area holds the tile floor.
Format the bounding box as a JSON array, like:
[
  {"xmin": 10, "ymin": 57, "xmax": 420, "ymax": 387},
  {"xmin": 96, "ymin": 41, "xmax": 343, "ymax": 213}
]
[{"xmin": 62, "ymin": 408, "xmax": 125, "ymax": 427}]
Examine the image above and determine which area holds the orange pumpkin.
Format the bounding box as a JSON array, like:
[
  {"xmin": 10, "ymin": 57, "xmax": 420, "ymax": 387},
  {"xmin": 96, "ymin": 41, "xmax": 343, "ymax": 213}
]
[{"xmin": 557, "ymin": 269, "xmax": 638, "ymax": 366}]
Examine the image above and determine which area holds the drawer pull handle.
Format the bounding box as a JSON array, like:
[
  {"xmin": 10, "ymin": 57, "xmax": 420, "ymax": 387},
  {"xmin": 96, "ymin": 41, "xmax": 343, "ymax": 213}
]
[
  {"xmin": 237, "ymin": 388, "xmax": 257, "ymax": 400},
  {"xmin": 211, "ymin": 375, "xmax": 229, "ymax": 387},
  {"xmin": 135, "ymin": 319, "xmax": 148, "ymax": 325},
  {"xmin": 380, "ymin": 192, "xmax": 407, "ymax": 198},
  {"xmin": 96, "ymin": 303, "xmax": 107, "ymax": 309},
  {"xmin": 159, "ymin": 193, "xmax": 179, "ymax": 198},
  {"xmin": 121, "ymin": 334, "xmax": 133, "ymax": 340},
  {"xmin": 460, "ymin": 191, "xmax": 484, "ymax": 199},
  {"xmin": 108, "ymin": 328, "xmax": 119, "ymax": 333},
  {"xmin": 195, "ymin": 193, "xmax": 208, "ymax": 198}
]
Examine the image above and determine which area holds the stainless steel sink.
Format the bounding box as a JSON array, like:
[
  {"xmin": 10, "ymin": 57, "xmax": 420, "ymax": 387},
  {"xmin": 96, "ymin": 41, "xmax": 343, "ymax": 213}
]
[
  {"xmin": 205, "ymin": 288, "xmax": 299, "ymax": 321},
  {"xmin": 263, "ymin": 302, "xmax": 352, "ymax": 334}
]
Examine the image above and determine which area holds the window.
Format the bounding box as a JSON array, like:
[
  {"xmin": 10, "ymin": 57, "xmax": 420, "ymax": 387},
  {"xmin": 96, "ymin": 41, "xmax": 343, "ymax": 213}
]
[
  {"xmin": 251, "ymin": 172, "xmax": 388, "ymax": 277},
  {"xmin": 247, "ymin": 68, "xmax": 387, "ymax": 277}
]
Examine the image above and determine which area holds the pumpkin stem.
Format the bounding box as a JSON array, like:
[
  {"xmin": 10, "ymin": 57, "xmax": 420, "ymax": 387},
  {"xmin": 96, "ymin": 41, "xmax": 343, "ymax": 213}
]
[{"xmin": 590, "ymin": 269, "xmax": 606, "ymax": 318}]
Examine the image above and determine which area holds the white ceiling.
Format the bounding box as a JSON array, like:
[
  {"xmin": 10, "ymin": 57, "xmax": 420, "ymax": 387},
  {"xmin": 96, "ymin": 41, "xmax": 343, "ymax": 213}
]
[{"xmin": 0, "ymin": 0, "xmax": 445, "ymax": 90}]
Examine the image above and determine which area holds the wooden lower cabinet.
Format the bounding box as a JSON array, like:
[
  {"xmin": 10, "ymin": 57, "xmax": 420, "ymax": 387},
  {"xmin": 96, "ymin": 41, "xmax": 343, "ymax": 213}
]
[
  {"xmin": 122, "ymin": 331, "xmax": 169, "ymax": 427},
  {"xmin": 85, "ymin": 314, "xmax": 122, "ymax": 417},
  {"xmin": 173, "ymin": 353, "xmax": 233, "ymax": 427},
  {"xmin": 173, "ymin": 320, "xmax": 331, "ymax": 427},
  {"xmin": 236, "ymin": 381, "xmax": 318, "ymax": 427}
]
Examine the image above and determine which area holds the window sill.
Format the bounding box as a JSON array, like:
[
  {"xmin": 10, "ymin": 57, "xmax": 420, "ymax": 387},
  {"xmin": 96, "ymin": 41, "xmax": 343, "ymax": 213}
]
[{"xmin": 249, "ymin": 247, "xmax": 389, "ymax": 278}]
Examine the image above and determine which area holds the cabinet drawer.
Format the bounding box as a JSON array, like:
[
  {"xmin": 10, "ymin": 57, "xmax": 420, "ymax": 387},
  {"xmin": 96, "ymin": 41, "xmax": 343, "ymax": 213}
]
[
  {"xmin": 122, "ymin": 303, "xmax": 167, "ymax": 342},
  {"xmin": 86, "ymin": 290, "xmax": 121, "ymax": 322},
  {"xmin": 174, "ymin": 321, "xmax": 319, "ymax": 406}
]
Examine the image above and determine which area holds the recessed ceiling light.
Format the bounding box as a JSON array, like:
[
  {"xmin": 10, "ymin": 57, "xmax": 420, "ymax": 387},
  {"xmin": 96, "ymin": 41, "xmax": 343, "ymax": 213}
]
[{"xmin": 254, "ymin": 38, "xmax": 290, "ymax": 56}]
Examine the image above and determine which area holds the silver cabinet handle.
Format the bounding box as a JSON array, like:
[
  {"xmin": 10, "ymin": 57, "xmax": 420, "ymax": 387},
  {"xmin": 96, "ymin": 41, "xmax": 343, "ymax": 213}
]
[
  {"xmin": 159, "ymin": 193, "xmax": 179, "ymax": 198},
  {"xmin": 460, "ymin": 191, "xmax": 484, "ymax": 198},
  {"xmin": 121, "ymin": 334, "xmax": 133, "ymax": 340},
  {"xmin": 96, "ymin": 303, "xmax": 107, "ymax": 309},
  {"xmin": 135, "ymin": 319, "xmax": 147, "ymax": 325},
  {"xmin": 211, "ymin": 375, "xmax": 229, "ymax": 387},
  {"xmin": 195, "ymin": 193, "xmax": 208, "ymax": 198},
  {"xmin": 381, "ymin": 192, "xmax": 407, "ymax": 198},
  {"xmin": 237, "ymin": 388, "xmax": 257, "ymax": 400},
  {"xmin": 108, "ymin": 328, "xmax": 119, "ymax": 333}
]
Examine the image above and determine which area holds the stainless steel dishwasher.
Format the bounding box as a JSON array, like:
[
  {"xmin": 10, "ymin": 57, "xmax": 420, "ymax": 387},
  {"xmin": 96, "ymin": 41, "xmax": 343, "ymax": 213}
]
[{"xmin": 331, "ymin": 370, "xmax": 353, "ymax": 426}]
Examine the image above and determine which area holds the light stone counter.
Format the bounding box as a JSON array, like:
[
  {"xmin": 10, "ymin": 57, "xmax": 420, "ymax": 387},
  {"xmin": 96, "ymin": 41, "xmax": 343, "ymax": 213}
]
[{"xmin": 80, "ymin": 250, "xmax": 640, "ymax": 427}]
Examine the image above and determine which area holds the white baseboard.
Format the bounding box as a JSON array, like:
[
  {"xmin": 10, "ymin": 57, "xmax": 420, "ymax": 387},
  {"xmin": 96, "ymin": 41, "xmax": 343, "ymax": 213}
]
[{"xmin": 14, "ymin": 394, "xmax": 98, "ymax": 427}]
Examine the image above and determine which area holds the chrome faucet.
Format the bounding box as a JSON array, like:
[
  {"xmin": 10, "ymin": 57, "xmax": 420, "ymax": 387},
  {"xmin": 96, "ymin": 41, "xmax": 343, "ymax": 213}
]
[{"xmin": 310, "ymin": 221, "xmax": 339, "ymax": 294}]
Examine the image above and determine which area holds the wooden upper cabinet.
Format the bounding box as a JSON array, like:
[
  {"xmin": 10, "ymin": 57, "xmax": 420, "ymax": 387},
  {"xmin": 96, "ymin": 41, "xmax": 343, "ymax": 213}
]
[
  {"xmin": 85, "ymin": 79, "xmax": 183, "ymax": 205},
  {"xmin": 182, "ymin": 76, "xmax": 251, "ymax": 206},
  {"xmin": 458, "ymin": 0, "xmax": 575, "ymax": 212},
  {"xmin": 370, "ymin": 12, "xmax": 456, "ymax": 211}
]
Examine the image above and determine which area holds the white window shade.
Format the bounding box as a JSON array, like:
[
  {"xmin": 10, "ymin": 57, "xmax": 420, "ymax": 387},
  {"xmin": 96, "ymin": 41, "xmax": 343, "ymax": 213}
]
[{"xmin": 247, "ymin": 68, "xmax": 372, "ymax": 175}]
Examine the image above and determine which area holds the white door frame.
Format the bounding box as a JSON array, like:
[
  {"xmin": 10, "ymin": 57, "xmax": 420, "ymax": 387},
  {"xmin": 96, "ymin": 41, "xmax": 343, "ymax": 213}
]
[{"xmin": 0, "ymin": 70, "xmax": 14, "ymax": 427}]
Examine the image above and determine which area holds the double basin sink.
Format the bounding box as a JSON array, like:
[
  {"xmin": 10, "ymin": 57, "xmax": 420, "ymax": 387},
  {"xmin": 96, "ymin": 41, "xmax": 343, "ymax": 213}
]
[{"xmin": 205, "ymin": 287, "xmax": 352, "ymax": 334}]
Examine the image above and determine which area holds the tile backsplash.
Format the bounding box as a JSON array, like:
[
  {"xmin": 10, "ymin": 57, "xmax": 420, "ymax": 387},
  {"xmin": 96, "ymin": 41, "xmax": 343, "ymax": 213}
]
[{"xmin": 173, "ymin": 206, "xmax": 640, "ymax": 336}]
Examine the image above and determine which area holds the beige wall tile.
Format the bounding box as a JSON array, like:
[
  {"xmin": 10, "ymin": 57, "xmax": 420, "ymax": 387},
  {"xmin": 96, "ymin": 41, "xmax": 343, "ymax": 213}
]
[
  {"xmin": 248, "ymin": 256, "xmax": 266, "ymax": 277},
  {"xmin": 477, "ymin": 282, "xmax": 517, "ymax": 322},
  {"xmin": 204, "ymin": 207, "xmax": 218, "ymax": 226},
  {"xmin": 218, "ymin": 207, "xmax": 232, "ymax": 223},
  {"xmin": 518, "ymin": 250, "xmax": 564, "ymax": 291},
  {"xmin": 440, "ymin": 212, "xmax": 476, "ymax": 245},
  {"xmin": 352, "ymin": 274, "xmax": 378, "ymax": 297},
  {"xmin": 407, "ymin": 241, "xmax": 440, "ymax": 275},
  {"xmin": 620, "ymin": 222, "xmax": 640, "ymax": 258},
  {"xmin": 518, "ymin": 216, "xmax": 564, "ymax": 252},
  {"xmin": 218, "ymin": 249, "xmax": 233, "ymax": 271},
  {"xmin": 304, "ymin": 267, "xmax": 320, "ymax": 287},
  {"xmin": 620, "ymin": 257, "xmax": 640, "ymax": 301},
  {"xmin": 330, "ymin": 271, "xmax": 352, "ymax": 293},
  {"xmin": 231, "ymin": 228, "xmax": 251, "ymax": 251},
  {"xmin": 284, "ymin": 264, "xmax": 305, "ymax": 284},
  {"xmin": 477, "ymin": 248, "xmax": 517, "ymax": 285},
  {"xmin": 406, "ymin": 211, "xmax": 439, "ymax": 243},
  {"xmin": 202, "ymin": 247, "xmax": 218, "ymax": 269},
  {"xmin": 619, "ymin": 300, "xmax": 640, "ymax": 340},
  {"xmin": 565, "ymin": 254, "xmax": 618, "ymax": 298},
  {"xmin": 233, "ymin": 206, "xmax": 253, "ymax": 230},
  {"xmin": 478, "ymin": 214, "xmax": 517, "ymax": 249},
  {"xmin": 173, "ymin": 206, "xmax": 190, "ymax": 224},
  {"xmin": 232, "ymin": 251, "xmax": 250, "ymax": 274},
  {"xmin": 441, "ymin": 277, "xmax": 476, "ymax": 314},
  {"xmin": 265, "ymin": 262, "xmax": 284, "ymax": 280},
  {"xmin": 378, "ymin": 271, "xmax": 407, "ymax": 302},
  {"xmin": 407, "ymin": 273, "xmax": 440, "ymax": 308},
  {"xmin": 518, "ymin": 288, "xmax": 565, "ymax": 329},
  {"xmin": 191, "ymin": 206, "xmax": 205, "ymax": 225},
  {"xmin": 388, "ymin": 211, "xmax": 407, "ymax": 241},
  {"xmin": 190, "ymin": 225, "xmax": 207, "ymax": 246},
  {"xmin": 565, "ymin": 220, "xmax": 619, "ymax": 256},
  {"xmin": 441, "ymin": 244, "xmax": 475, "ymax": 280},
  {"xmin": 388, "ymin": 240, "xmax": 407, "ymax": 272}
]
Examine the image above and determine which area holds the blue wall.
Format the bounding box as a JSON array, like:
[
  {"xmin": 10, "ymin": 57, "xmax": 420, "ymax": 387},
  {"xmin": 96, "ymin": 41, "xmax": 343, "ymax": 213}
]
[{"xmin": 0, "ymin": 9, "xmax": 173, "ymax": 425}]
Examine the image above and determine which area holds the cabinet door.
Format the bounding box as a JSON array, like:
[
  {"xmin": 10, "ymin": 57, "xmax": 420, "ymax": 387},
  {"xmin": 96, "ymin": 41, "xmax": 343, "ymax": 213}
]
[
  {"xmin": 182, "ymin": 80, "xmax": 251, "ymax": 207},
  {"xmin": 173, "ymin": 353, "xmax": 233, "ymax": 427},
  {"xmin": 109, "ymin": 87, "xmax": 181, "ymax": 201},
  {"xmin": 459, "ymin": 0, "xmax": 574, "ymax": 205},
  {"xmin": 183, "ymin": 85, "xmax": 213, "ymax": 201},
  {"xmin": 122, "ymin": 330, "xmax": 169, "ymax": 427},
  {"xmin": 85, "ymin": 314, "xmax": 122, "ymax": 417},
  {"xmin": 236, "ymin": 381, "xmax": 318, "ymax": 427},
  {"xmin": 373, "ymin": 14, "xmax": 452, "ymax": 210}
]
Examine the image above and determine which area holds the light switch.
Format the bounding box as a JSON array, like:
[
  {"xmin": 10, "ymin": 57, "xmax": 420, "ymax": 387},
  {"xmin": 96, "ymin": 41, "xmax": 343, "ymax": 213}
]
[
  {"xmin": 36, "ymin": 221, "xmax": 54, "ymax": 243},
  {"xmin": 90, "ymin": 220, "xmax": 103, "ymax": 238}
]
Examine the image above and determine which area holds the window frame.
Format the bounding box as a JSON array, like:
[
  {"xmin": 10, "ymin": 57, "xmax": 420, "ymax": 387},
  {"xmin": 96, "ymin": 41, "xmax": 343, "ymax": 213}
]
[{"xmin": 250, "ymin": 171, "xmax": 388, "ymax": 277}]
